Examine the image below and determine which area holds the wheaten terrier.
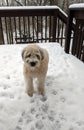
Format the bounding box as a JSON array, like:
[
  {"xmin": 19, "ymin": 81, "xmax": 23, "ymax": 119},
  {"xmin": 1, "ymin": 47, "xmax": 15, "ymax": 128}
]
[{"xmin": 22, "ymin": 44, "xmax": 49, "ymax": 96}]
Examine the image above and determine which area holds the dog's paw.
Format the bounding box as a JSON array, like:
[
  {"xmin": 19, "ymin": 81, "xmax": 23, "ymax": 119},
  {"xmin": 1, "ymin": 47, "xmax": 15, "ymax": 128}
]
[
  {"xmin": 25, "ymin": 89, "xmax": 34, "ymax": 97},
  {"xmin": 38, "ymin": 86, "xmax": 44, "ymax": 95},
  {"xmin": 28, "ymin": 91, "xmax": 33, "ymax": 97}
]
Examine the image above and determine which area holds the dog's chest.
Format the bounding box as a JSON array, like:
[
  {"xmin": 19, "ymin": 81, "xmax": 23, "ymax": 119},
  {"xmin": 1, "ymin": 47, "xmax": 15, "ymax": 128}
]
[
  {"xmin": 24, "ymin": 64, "xmax": 43, "ymax": 78},
  {"xmin": 30, "ymin": 68, "xmax": 40, "ymax": 78}
]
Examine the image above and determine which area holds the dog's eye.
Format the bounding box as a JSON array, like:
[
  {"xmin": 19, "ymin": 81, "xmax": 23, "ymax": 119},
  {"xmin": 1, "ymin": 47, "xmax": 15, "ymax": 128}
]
[
  {"xmin": 36, "ymin": 54, "xmax": 40, "ymax": 60},
  {"xmin": 28, "ymin": 54, "xmax": 31, "ymax": 57},
  {"xmin": 25, "ymin": 54, "xmax": 31, "ymax": 58}
]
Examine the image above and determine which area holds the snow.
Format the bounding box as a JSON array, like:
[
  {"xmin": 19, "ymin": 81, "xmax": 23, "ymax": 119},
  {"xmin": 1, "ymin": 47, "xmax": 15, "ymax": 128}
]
[
  {"xmin": 0, "ymin": 6, "xmax": 59, "ymax": 10},
  {"xmin": 0, "ymin": 43, "xmax": 84, "ymax": 130},
  {"xmin": 69, "ymin": 3, "xmax": 84, "ymax": 9}
]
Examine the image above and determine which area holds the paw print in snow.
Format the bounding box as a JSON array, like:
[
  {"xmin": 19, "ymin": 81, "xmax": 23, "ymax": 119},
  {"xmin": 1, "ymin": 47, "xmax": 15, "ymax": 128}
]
[{"xmin": 35, "ymin": 120, "xmax": 44, "ymax": 129}]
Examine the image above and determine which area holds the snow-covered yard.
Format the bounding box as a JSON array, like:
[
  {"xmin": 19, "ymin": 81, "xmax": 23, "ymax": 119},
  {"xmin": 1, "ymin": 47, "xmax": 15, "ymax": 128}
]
[{"xmin": 0, "ymin": 43, "xmax": 84, "ymax": 130}]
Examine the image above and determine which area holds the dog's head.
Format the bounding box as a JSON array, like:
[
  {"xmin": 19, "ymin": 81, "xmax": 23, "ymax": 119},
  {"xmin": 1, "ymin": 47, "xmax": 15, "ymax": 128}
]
[{"xmin": 22, "ymin": 44, "xmax": 44, "ymax": 69}]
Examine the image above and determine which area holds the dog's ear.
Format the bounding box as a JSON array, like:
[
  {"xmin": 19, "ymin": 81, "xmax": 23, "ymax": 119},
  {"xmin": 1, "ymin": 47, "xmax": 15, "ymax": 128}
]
[
  {"xmin": 39, "ymin": 49, "xmax": 44, "ymax": 60},
  {"xmin": 21, "ymin": 48, "xmax": 26, "ymax": 60}
]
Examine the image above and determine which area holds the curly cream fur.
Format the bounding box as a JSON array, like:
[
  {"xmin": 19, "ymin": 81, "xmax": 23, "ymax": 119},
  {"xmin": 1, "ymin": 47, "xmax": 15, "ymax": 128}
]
[{"xmin": 22, "ymin": 44, "xmax": 49, "ymax": 96}]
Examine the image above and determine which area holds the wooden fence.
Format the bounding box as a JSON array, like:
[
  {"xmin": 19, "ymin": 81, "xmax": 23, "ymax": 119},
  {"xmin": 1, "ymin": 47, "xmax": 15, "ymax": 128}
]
[
  {"xmin": 65, "ymin": 4, "xmax": 84, "ymax": 62},
  {"xmin": 0, "ymin": 6, "xmax": 67, "ymax": 47},
  {"xmin": 0, "ymin": 5, "xmax": 84, "ymax": 62}
]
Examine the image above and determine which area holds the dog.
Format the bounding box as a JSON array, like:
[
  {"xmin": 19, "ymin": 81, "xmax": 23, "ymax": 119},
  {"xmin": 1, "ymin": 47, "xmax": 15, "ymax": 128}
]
[{"xmin": 22, "ymin": 44, "xmax": 49, "ymax": 97}]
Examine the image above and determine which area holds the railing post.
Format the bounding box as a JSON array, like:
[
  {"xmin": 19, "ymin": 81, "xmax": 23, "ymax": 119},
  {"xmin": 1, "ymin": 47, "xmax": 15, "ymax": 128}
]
[
  {"xmin": 65, "ymin": 10, "xmax": 73, "ymax": 53},
  {"xmin": 52, "ymin": 10, "xmax": 58, "ymax": 42},
  {"xmin": 0, "ymin": 17, "xmax": 4, "ymax": 44}
]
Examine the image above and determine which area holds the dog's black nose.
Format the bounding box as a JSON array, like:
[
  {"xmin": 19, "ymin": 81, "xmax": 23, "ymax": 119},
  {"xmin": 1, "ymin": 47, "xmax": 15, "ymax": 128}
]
[{"xmin": 30, "ymin": 62, "xmax": 36, "ymax": 67}]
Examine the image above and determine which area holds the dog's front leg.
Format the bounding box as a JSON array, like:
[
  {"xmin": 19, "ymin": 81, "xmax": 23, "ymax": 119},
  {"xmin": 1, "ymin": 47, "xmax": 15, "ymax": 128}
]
[
  {"xmin": 37, "ymin": 76, "xmax": 45, "ymax": 95},
  {"xmin": 25, "ymin": 77, "xmax": 34, "ymax": 97}
]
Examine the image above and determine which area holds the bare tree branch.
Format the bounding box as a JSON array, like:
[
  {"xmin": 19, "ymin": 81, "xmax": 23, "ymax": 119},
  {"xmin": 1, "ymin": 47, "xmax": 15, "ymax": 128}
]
[{"xmin": 15, "ymin": 0, "xmax": 24, "ymax": 6}]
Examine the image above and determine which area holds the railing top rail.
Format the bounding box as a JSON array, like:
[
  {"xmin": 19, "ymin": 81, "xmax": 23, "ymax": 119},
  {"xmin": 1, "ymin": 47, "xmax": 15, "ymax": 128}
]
[
  {"xmin": 68, "ymin": 4, "xmax": 84, "ymax": 20},
  {"xmin": 69, "ymin": 3, "xmax": 84, "ymax": 10},
  {"xmin": 0, "ymin": 6, "xmax": 58, "ymax": 17},
  {"xmin": 0, "ymin": 6, "xmax": 59, "ymax": 10},
  {"xmin": 0, "ymin": 6, "xmax": 67, "ymax": 18}
]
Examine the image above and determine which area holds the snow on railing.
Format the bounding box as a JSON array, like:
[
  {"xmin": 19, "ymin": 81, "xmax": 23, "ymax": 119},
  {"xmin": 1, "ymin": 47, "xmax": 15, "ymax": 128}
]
[{"xmin": 69, "ymin": 3, "xmax": 84, "ymax": 9}]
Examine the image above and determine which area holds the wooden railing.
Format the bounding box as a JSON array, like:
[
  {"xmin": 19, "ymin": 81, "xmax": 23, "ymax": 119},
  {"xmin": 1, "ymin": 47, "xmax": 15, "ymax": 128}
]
[
  {"xmin": 0, "ymin": 6, "xmax": 67, "ymax": 47},
  {"xmin": 65, "ymin": 4, "xmax": 84, "ymax": 62},
  {"xmin": 0, "ymin": 6, "xmax": 84, "ymax": 62}
]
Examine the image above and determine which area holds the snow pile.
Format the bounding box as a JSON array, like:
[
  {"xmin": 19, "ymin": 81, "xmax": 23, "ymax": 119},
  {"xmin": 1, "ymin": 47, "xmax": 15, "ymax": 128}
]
[{"xmin": 0, "ymin": 43, "xmax": 84, "ymax": 130}]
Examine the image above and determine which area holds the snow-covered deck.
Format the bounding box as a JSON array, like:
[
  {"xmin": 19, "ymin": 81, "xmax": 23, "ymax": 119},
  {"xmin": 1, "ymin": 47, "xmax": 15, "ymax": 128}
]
[{"xmin": 0, "ymin": 43, "xmax": 84, "ymax": 130}]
